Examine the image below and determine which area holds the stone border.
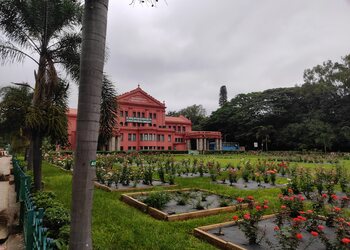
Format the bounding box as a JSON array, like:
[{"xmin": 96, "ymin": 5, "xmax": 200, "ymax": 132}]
[
  {"xmin": 121, "ymin": 188, "xmax": 248, "ymax": 221},
  {"xmin": 94, "ymin": 181, "xmax": 177, "ymax": 193},
  {"xmin": 193, "ymin": 214, "xmax": 276, "ymax": 250}
]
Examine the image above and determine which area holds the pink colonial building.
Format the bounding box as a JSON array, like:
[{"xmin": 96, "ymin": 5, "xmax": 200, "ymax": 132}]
[{"xmin": 67, "ymin": 86, "xmax": 222, "ymax": 152}]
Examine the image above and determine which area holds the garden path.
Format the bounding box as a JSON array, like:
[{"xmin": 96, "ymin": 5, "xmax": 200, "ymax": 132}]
[{"xmin": 0, "ymin": 156, "xmax": 23, "ymax": 250}]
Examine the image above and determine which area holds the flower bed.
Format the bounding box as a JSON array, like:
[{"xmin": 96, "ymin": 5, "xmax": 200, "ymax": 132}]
[
  {"xmin": 195, "ymin": 194, "xmax": 350, "ymax": 250},
  {"xmin": 121, "ymin": 189, "xmax": 248, "ymax": 221},
  {"xmin": 215, "ymin": 178, "xmax": 285, "ymax": 190},
  {"xmin": 94, "ymin": 180, "xmax": 176, "ymax": 192}
]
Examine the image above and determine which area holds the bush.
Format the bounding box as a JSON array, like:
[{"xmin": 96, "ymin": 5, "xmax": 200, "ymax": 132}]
[
  {"xmin": 143, "ymin": 192, "xmax": 171, "ymax": 210},
  {"xmin": 32, "ymin": 191, "xmax": 58, "ymax": 210},
  {"xmin": 43, "ymin": 205, "xmax": 70, "ymax": 239}
]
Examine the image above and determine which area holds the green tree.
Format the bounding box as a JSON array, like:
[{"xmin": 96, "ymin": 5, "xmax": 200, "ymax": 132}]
[
  {"xmin": 219, "ymin": 85, "xmax": 227, "ymax": 107},
  {"xmin": 168, "ymin": 104, "xmax": 207, "ymax": 131},
  {"xmin": 0, "ymin": 85, "xmax": 33, "ymax": 153}
]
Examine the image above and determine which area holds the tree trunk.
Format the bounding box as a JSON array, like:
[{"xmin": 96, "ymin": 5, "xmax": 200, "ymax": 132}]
[
  {"xmin": 32, "ymin": 132, "xmax": 42, "ymax": 190},
  {"xmin": 69, "ymin": 1, "xmax": 109, "ymax": 249},
  {"xmin": 27, "ymin": 139, "xmax": 33, "ymax": 170}
]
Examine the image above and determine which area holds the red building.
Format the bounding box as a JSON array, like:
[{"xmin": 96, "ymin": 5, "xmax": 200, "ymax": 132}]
[{"xmin": 67, "ymin": 86, "xmax": 222, "ymax": 151}]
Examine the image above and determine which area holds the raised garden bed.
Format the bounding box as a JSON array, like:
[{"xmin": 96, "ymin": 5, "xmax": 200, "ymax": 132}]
[
  {"xmin": 94, "ymin": 180, "xmax": 176, "ymax": 192},
  {"xmin": 194, "ymin": 215, "xmax": 341, "ymax": 250},
  {"xmin": 121, "ymin": 188, "xmax": 247, "ymax": 221},
  {"xmin": 215, "ymin": 179, "xmax": 286, "ymax": 190}
]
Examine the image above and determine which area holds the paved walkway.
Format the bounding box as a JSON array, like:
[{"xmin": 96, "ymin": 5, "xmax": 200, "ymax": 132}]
[{"xmin": 0, "ymin": 156, "xmax": 23, "ymax": 250}]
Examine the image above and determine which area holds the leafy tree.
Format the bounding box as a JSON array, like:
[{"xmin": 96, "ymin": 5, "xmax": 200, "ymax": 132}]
[
  {"xmin": 167, "ymin": 104, "xmax": 206, "ymax": 130},
  {"xmin": 219, "ymin": 85, "xmax": 227, "ymax": 107},
  {"xmin": 0, "ymin": 85, "xmax": 33, "ymax": 153}
]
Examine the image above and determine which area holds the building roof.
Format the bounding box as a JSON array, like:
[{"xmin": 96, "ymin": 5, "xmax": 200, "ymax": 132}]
[
  {"xmin": 165, "ymin": 115, "xmax": 192, "ymax": 125},
  {"xmin": 117, "ymin": 85, "xmax": 165, "ymax": 108},
  {"xmin": 67, "ymin": 108, "xmax": 77, "ymax": 116}
]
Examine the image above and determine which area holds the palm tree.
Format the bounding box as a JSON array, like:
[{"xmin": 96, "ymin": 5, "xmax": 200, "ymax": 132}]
[
  {"xmin": 69, "ymin": 0, "xmax": 109, "ymax": 248},
  {"xmin": 0, "ymin": 0, "xmax": 82, "ymax": 190}
]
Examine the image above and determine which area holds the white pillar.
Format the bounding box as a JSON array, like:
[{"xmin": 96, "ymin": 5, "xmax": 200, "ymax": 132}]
[
  {"xmin": 109, "ymin": 136, "xmax": 116, "ymax": 151},
  {"xmin": 116, "ymin": 136, "xmax": 121, "ymax": 151},
  {"xmin": 215, "ymin": 139, "xmax": 219, "ymax": 150},
  {"xmin": 203, "ymin": 139, "xmax": 207, "ymax": 151},
  {"xmin": 187, "ymin": 140, "xmax": 191, "ymax": 150}
]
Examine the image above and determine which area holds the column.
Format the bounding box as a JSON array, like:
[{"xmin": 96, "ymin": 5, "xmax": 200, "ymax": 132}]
[
  {"xmin": 116, "ymin": 136, "xmax": 121, "ymax": 151},
  {"xmin": 215, "ymin": 139, "xmax": 219, "ymax": 150},
  {"xmin": 108, "ymin": 136, "xmax": 116, "ymax": 151},
  {"xmin": 203, "ymin": 139, "xmax": 207, "ymax": 151},
  {"xmin": 196, "ymin": 138, "xmax": 199, "ymax": 150},
  {"xmin": 187, "ymin": 140, "xmax": 191, "ymax": 150},
  {"xmin": 219, "ymin": 139, "xmax": 222, "ymax": 150}
]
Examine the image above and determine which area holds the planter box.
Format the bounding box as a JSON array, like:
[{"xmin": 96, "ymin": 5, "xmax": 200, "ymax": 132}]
[
  {"xmin": 121, "ymin": 188, "xmax": 248, "ymax": 221},
  {"xmin": 194, "ymin": 214, "xmax": 335, "ymax": 250}
]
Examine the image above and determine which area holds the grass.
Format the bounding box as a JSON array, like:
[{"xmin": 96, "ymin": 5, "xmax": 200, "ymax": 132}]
[{"xmin": 41, "ymin": 154, "xmax": 350, "ymax": 249}]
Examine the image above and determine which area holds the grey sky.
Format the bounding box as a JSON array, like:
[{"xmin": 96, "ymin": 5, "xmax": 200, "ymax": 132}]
[{"xmin": 1, "ymin": 0, "xmax": 350, "ymax": 114}]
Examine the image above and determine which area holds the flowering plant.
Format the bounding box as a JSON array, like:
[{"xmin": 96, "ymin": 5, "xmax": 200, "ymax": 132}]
[{"xmin": 233, "ymin": 197, "xmax": 268, "ymax": 245}]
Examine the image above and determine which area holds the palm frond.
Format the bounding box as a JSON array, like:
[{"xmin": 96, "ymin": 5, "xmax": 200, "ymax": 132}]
[
  {"xmin": 0, "ymin": 41, "xmax": 39, "ymax": 65},
  {"xmin": 99, "ymin": 76, "xmax": 118, "ymax": 146}
]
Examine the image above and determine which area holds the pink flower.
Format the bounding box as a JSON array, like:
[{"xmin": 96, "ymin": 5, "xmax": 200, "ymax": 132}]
[
  {"xmin": 255, "ymin": 205, "xmax": 262, "ymax": 211},
  {"xmin": 247, "ymin": 196, "xmax": 254, "ymax": 201},
  {"xmin": 263, "ymin": 205, "xmax": 269, "ymax": 209},
  {"xmin": 243, "ymin": 213, "xmax": 251, "ymax": 220},
  {"xmin": 274, "ymin": 226, "xmax": 280, "ymax": 231},
  {"xmin": 322, "ymin": 194, "xmax": 327, "ymax": 198},
  {"xmin": 317, "ymin": 225, "xmax": 325, "ymax": 231},
  {"xmin": 236, "ymin": 197, "xmax": 244, "ymax": 203},
  {"xmin": 232, "ymin": 215, "xmax": 239, "ymax": 221},
  {"xmin": 281, "ymin": 205, "xmax": 287, "ymax": 209}
]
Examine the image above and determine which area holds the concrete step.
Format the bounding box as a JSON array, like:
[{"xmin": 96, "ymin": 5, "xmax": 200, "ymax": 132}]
[{"xmin": 0, "ymin": 234, "xmax": 24, "ymax": 250}]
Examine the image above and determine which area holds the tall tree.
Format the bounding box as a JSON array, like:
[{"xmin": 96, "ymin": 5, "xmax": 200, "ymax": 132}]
[
  {"xmin": 0, "ymin": 0, "xmax": 82, "ymax": 189},
  {"xmin": 219, "ymin": 85, "xmax": 227, "ymax": 107},
  {"xmin": 69, "ymin": 0, "xmax": 109, "ymax": 248}
]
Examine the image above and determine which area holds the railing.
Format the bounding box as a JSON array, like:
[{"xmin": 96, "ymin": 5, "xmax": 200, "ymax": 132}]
[{"xmin": 13, "ymin": 158, "xmax": 54, "ymax": 250}]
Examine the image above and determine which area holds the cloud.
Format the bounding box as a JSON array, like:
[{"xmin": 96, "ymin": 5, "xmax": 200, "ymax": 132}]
[{"xmin": 1, "ymin": 0, "xmax": 350, "ymax": 113}]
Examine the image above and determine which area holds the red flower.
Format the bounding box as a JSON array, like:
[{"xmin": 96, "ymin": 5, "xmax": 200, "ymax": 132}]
[
  {"xmin": 263, "ymin": 205, "xmax": 268, "ymax": 209},
  {"xmin": 317, "ymin": 225, "xmax": 325, "ymax": 231},
  {"xmin": 342, "ymin": 238, "xmax": 350, "ymax": 244},
  {"xmin": 331, "ymin": 194, "xmax": 338, "ymax": 200},
  {"xmin": 247, "ymin": 196, "xmax": 254, "ymax": 200},
  {"xmin": 281, "ymin": 205, "xmax": 287, "ymax": 209},
  {"xmin": 306, "ymin": 210, "xmax": 313, "ymax": 214},
  {"xmin": 322, "ymin": 194, "xmax": 327, "ymax": 198},
  {"xmin": 255, "ymin": 205, "xmax": 262, "ymax": 211},
  {"xmin": 236, "ymin": 197, "xmax": 244, "ymax": 203},
  {"xmin": 334, "ymin": 207, "xmax": 341, "ymax": 213},
  {"xmin": 311, "ymin": 231, "xmax": 318, "ymax": 237},
  {"xmin": 296, "ymin": 233, "xmax": 303, "ymax": 240},
  {"xmin": 243, "ymin": 213, "xmax": 251, "ymax": 220},
  {"xmin": 274, "ymin": 226, "xmax": 280, "ymax": 231},
  {"xmin": 342, "ymin": 196, "xmax": 349, "ymax": 200},
  {"xmin": 232, "ymin": 215, "xmax": 239, "ymax": 221},
  {"xmin": 288, "ymin": 188, "xmax": 293, "ymax": 194}
]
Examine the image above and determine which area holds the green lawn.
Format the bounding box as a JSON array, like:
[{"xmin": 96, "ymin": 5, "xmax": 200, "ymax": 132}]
[{"xmin": 42, "ymin": 161, "xmax": 282, "ymax": 249}]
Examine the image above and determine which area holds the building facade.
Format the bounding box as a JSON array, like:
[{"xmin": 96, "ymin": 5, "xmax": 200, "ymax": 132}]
[{"xmin": 67, "ymin": 86, "xmax": 222, "ymax": 151}]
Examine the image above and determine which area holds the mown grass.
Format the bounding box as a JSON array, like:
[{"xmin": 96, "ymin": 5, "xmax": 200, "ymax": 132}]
[
  {"xmin": 41, "ymin": 154, "xmax": 350, "ymax": 249},
  {"xmin": 42, "ymin": 165, "xmax": 282, "ymax": 249}
]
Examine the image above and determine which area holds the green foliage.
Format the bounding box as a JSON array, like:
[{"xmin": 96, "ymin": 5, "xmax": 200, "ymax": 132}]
[
  {"xmin": 203, "ymin": 54, "xmax": 350, "ymax": 151},
  {"xmin": 44, "ymin": 206, "xmax": 70, "ymax": 239},
  {"xmin": 143, "ymin": 192, "xmax": 171, "ymax": 210}
]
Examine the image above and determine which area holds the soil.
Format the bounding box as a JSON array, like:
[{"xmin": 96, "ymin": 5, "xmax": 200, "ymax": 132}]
[
  {"xmin": 215, "ymin": 179, "xmax": 286, "ymax": 190},
  {"xmin": 207, "ymin": 217, "xmax": 335, "ymax": 250},
  {"xmin": 101, "ymin": 180, "xmax": 172, "ymax": 190},
  {"xmin": 135, "ymin": 190, "xmax": 236, "ymax": 215},
  {"xmin": 176, "ymin": 173, "xmax": 211, "ymax": 178}
]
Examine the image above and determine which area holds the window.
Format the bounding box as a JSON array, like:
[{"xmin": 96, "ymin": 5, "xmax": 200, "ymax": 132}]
[
  {"xmin": 168, "ymin": 135, "xmax": 171, "ymax": 142},
  {"xmin": 133, "ymin": 123, "xmax": 136, "ymax": 127},
  {"xmin": 128, "ymin": 133, "xmax": 132, "ymax": 141},
  {"xmin": 160, "ymin": 134, "xmax": 164, "ymax": 142},
  {"xmin": 120, "ymin": 122, "xmax": 123, "ymax": 126},
  {"xmin": 144, "ymin": 134, "xmax": 148, "ymax": 141},
  {"xmin": 182, "ymin": 126, "xmax": 185, "ymax": 132},
  {"xmin": 132, "ymin": 134, "xmax": 136, "ymax": 141},
  {"xmin": 168, "ymin": 146, "xmax": 172, "ymax": 150},
  {"xmin": 142, "ymin": 112, "xmax": 145, "ymax": 118},
  {"xmin": 120, "ymin": 146, "xmax": 123, "ymax": 151},
  {"xmin": 157, "ymin": 135, "xmax": 160, "ymax": 141},
  {"xmin": 154, "ymin": 113, "xmax": 157, "ymax": 119},
  {"xmin": 140, "ymin": 134, "xmax": 143, "ymax": 141},
  {"xmin": 125, "ymin": 111, "xmax": 128, "ymax": 117},
  {"xmin": 137, "ymin": 112, "xmax": 140, "ymax": 117},
  {"xmin": 133, "ymin": 112, "xmax": 136, "ymax": 117},
  {"xmin": 153, "ymin": 124, "xmax": 156, "ymax": 127},
  {"xmin": 149, "ymin": 113, "xmax": 153, "ymax": 119},
  {"xmin": 120, "ymin": 111, "xmax": 123, "ymax": 117},
  {"xmin": 125, "ymin": 122, "xmax": 128, "ymax": 127},
  {"xmin": 178, "ymin": 126, "xmax": 181, "ymax": 131}
]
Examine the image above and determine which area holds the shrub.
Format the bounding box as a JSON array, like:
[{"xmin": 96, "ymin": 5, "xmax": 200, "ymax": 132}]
[
  {"xmin": 143, "ymin": 192, "xmax": 171, "ymax": 210},
  {"xmin": 43, "ymin": 206, "xmax": 70, "ymax": 238}
]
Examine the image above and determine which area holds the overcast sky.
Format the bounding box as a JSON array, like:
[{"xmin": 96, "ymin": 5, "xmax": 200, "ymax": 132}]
[{"xmin": 1, "ymin": 0, "xmax": 350, "ymax": 114}]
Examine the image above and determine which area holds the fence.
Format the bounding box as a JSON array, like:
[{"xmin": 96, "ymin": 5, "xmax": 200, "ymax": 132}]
[{"xmin": 13, "ymin": 158, "xmax": 54, "ymax": 250}]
